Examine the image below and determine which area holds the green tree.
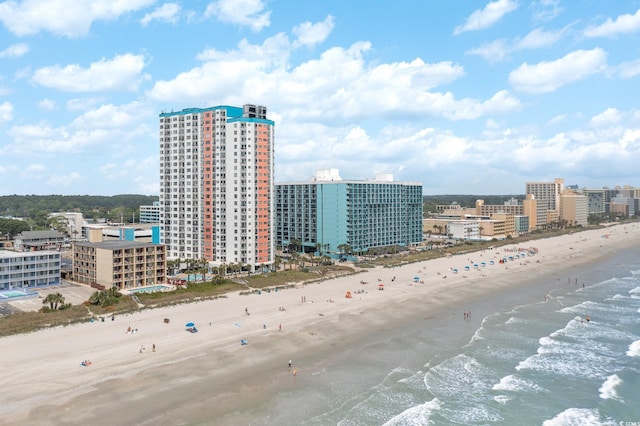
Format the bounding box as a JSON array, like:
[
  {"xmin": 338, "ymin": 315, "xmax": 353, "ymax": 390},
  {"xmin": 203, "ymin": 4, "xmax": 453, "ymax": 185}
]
[{"xmin": 43, "ymin": 292, "xmax": 65, "ymax": 310}]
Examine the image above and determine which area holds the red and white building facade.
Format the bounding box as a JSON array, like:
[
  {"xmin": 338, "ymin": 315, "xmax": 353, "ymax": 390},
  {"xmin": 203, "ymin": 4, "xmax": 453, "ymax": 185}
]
[{"xmin": 159, "ymin": 104, "xmax": 275, "ymax": 272}]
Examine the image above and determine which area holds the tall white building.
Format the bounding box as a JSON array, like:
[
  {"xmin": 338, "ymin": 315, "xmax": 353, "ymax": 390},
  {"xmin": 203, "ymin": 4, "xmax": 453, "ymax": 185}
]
[
  {"xmin": 159, "ymin": 104, "xmax": 275, "ymax": 272},
  {"xmin": 526, "ymin": 178, "xmax": 564, "ymax": 212}
]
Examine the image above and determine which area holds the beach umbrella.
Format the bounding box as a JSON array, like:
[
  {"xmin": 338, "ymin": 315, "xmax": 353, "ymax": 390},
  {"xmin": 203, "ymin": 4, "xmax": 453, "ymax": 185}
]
[{"xmin": 185, "ymin": 322, "xmax": 195, "ymax": 328}]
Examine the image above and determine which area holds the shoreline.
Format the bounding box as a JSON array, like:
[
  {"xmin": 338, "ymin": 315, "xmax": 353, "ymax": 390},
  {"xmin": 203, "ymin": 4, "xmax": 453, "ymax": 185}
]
[{"xmin": 1, "ymin": 223, "xmax": 638, "ymax": 425}]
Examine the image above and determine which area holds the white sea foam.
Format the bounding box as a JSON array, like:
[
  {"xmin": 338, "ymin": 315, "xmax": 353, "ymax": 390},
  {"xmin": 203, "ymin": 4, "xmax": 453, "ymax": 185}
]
[
  {"xmin": 505, "ymin": 316, "xmax": 528, "ymax": 325},
  {"xmin": 382, "ymin": 398, "xmax": 441, "ymax": 426},
  {"xmin": 626, "ymin": 339, "xmax": 640, "ymax": 357},
  {"xmin": 493, "ymin": 394, "xmax": 511, "ymax": 404},
  {"xmin": 492, "ymin": 374, "xmax": 543, "ymax": 392},
  {"xmin": 542, "ymin": 408, "xmax": 608, "ymax": 425},
  {"xmin": 598, "ymin": 374, "xmax": 622, "ymax": 400}
]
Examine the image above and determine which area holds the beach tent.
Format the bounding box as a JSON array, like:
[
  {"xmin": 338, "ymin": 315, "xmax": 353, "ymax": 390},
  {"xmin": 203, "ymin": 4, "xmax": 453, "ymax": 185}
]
[{"xmin": 413, "ymin": 276, "xmax": 420, "ymax": 282}]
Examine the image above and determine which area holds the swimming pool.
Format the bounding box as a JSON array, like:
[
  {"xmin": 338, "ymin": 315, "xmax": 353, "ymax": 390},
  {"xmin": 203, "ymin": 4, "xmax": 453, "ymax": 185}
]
[
  {"xmin": 128, "ymin": 285, "xmax": 172, "ymax": 294},
  {"xmin": 0, "ymin": 290, "xmax": 37, "ymax": 299}
]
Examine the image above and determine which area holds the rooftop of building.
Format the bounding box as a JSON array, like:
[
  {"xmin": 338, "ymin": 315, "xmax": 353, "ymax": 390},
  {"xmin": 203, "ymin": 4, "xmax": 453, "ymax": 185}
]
[
  {"xmin": 16, "ymin": 230, "xmax": 64, "ymax": 239},
  {"xmin": 74, "ymin": 240, "xmax": 163, "ymax": 250},
  {"xmin": 0, "ymin": 249, "xmax": 61, "ymax": 259}
]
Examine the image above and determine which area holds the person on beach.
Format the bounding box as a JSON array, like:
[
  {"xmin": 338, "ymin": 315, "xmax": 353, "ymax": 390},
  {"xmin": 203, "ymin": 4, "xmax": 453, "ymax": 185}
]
[
  {"xmin": 288, "ymin": 360, "xmax": 292, "ymax": 368},
  {"xmin": 152, "ymin": 343, "xmax": 156, "ymax": 352},
  {"xmin": 279, "ymin": 324, "xmax": 282, "ymax": 331}
]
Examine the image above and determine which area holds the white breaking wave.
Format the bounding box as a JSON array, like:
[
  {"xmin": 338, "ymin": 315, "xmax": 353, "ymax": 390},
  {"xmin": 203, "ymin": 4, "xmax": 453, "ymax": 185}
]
[
  {"xmin": 492, "ymin": 374, "xmax": 544, "ymax": 393},
  {"xmin": 626, "ymin": 339, "xmax": 640, "ymax": 357},
  {"xmin": 542, "ymin": 407, "xmax": 612, "ymax": 425},
  {"xmin": 382, "ymin": 398, "xmax": 441, "ymax": 426},
  {"xmin": 598, "ymin": 374, "xmax": 622, "ymax": 400}
]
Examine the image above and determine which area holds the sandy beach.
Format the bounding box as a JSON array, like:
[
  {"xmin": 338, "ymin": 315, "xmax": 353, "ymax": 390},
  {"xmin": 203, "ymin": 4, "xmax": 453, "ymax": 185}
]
[{"xmin": 1, "ymin": 223, "xmax": 638, "ymax": 425}]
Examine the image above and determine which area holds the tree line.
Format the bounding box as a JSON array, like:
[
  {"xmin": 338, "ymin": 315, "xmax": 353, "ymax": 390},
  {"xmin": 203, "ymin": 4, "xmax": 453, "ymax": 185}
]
[{"xmin": 0, "ymin": 194, "xmax": 158, "ymax": 235}]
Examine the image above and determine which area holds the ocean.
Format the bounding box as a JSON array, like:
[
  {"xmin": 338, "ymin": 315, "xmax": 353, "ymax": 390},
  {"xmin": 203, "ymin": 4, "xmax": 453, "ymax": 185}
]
[{"xmin": 240, "ymin": 247, "xmax": 640, "ymax": 425}]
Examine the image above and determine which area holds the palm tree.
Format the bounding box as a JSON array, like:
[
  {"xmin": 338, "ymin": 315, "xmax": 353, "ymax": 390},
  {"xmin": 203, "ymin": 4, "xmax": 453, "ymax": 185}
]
[{"xmin": 43, "ymin": 292, "xmax": 65, "ymax": 310}]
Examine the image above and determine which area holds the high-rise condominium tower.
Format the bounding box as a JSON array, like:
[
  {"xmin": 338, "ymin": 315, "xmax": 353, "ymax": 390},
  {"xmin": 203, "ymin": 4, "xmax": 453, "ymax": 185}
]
[{"xmin": 159, "ymin": 104, "xmax": 275, "ymax": 272}]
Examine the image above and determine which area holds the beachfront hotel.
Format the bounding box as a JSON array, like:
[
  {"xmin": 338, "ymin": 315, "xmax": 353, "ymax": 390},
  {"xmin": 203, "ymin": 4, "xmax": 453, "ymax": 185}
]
[
  {"xmin": 159, "ymin": 104, "xmax": 275, "ymax": 272},
  {"xmin": 275, "ymin": 169, "xmax": 423, "ymax": 256},
  {"xmin": 72, "ymin": 241, "xmax": 166, "ymax": 290},
  {"xmin": 0, "ymin": 250, "xmax": 61, "ymax": 290}
]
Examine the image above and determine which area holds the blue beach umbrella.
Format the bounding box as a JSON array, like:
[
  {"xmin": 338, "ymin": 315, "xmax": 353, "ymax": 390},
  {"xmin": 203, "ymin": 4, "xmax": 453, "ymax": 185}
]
[{"xmin": 185, "ymin": 322, "xmax": 195, "ymax": 328}]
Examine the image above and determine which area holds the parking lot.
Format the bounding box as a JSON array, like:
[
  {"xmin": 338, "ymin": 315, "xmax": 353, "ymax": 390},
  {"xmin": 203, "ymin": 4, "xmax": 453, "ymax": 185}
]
[{"xmin": 0, "ymin": 281, "xmax": 96, "ymax": 314}]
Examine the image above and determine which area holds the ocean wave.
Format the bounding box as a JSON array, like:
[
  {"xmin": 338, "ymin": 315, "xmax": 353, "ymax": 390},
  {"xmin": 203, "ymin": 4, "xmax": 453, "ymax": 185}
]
[
  {"xmin": 493, "ymin": 394, "xmax": 511, "ymax": 404},
  {"xmin": 492, "ymin": 374, "xmax": 544, "ymax": 393},
  {"xmin": 626, "ymin": 339, "xmax": 640, "ymax": 357},
  {"xmin": 382, "ymin": 398, "xmax": 441, "ymax": 426},
  {"xmin": 542, "ymin": 408, "xmax": 615, "ymax": 426},
  {"xmin": 505, "ymin": 316, "xmax": 529, "ymax": 325},
  {"xmin": 598, "ymin": 374, "xmax": 622, "ymax": 400}
]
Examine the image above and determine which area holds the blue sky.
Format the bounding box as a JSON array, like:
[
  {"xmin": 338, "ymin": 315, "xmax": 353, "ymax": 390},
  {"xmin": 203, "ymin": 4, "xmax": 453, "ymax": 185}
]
[{"xmin": 1, "ymin": 0, "xmax": 639, "ymax": 196}]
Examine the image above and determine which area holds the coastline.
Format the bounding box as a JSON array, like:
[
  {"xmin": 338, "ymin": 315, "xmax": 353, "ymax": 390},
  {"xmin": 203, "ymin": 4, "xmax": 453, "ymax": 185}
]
[{"xmin": 1, "ymin": 223, "xmax": 638, "ymax": 425}]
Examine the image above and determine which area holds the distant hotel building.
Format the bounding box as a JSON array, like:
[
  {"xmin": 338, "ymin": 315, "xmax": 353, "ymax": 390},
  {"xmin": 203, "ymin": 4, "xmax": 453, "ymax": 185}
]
[
  {"xmin": 0, "ymin": 250, "xmax": 61, "ymax": 290},
  {"xmin": 139, "ymin": 201, "xmax": 160, "ymax": 223},
  {"xmin": 159, "ymin": 104, "xmax": 275, "ymax": 272},
  {"xmin": 526, "ymin": 178, "xmax": 564, "ymax": 212},
  {"xmin": 14, "ymin": 230, "xmax": 65, "ymax": 252},
  {"xmin": 275, "ymin": 169, "xmax": 423, "ymax": 255}
]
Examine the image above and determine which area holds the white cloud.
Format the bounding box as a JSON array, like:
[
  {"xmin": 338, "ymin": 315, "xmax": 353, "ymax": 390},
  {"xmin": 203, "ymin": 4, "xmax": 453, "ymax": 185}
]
[
  {"xmin": 0, "ymin": 42, "xmax": 29, "ymax": 58},
  {"xmin": 466, "ymin": 39, "xmax": 510, "ymax": 63},
  {"xmin": 46, "ymin": 172, "xmax": 81, "ymax": 187},
  {"xmin": 204, "ymin": 0, "xmax": 270, "ymax": 32},
  {"xmin": 293, "ymin": 15, "xmax": 334, "ymax": 48},
  {"xmin": 509, "ymin": 48, "xmax": 607, "ymax": 93},
  {"xmin": 152, "ymin": 36, "xmax": 517, "ymax": 122},
  {"xmin": 590, "ymin": 108, "xmax": 622, "ymax": 127},
  {"xmin": 514, "ymin": 27, "xmax": 564, "ymax": 49},
  {"xmin": 584, "ymin": 8, "xmax": 640, "ymax": 38},
  {"xmin": 99, "ymin": 155, "xmax": 159, "ymax": 194},
  {"xmin": 454, "ymin": 0, "xmax": 518, "ymax": 35},
  {"xmin": 617, "ymin": 57, "xmax": 640, "ymax": 79},
  {"xmin": 8, "ymin": 101, "xmax": 153, "ymax": 154},
  {"xmin": 532, "ymin": 0, "xmax": 562, "ymax": 23},
  {"xmin": 38, "ymin": 99, "xmax": 56, "ymax": 111},
  {"xmin": 71, "ymin": 101, "xmax": 150, "ymax": 129},
  {"xmin": 0, "ymin": 101, "xmax": 14, "ymax": 123},
  {"xmin": 0, "ymin": 0, "xmax": 156, "ymax": 37},
  {"xmin": 31, "ymin": 54, "xmax": 147, "ymax": 92},
  {"xmin": 140, "ymin": 3, "xmax": 181, "ymax": 26},
  {"xmin": 468, "ymin": 27, "xmax": 565, "ymax": 63}
]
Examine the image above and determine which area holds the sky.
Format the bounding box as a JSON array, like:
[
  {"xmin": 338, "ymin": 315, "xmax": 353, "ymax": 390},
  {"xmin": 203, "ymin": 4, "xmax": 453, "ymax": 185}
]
[{"xmin": 1, "ymin": 0, "xmax": 640, "ymax": 196}]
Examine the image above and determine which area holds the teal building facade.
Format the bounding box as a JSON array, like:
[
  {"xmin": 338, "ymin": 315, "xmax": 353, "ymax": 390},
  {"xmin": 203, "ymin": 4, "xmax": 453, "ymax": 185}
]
[{"xmin": 276, "ymin": 172, "xmax": 423, "ymax": 255}]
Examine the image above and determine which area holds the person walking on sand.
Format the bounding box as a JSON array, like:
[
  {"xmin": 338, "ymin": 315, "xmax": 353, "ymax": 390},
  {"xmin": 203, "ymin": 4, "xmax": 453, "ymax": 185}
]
[
  {"xmin": 288, "ymin": 360, "xmax": 292, "ymax": 368},
  {"xmin": 279, "ymin": 323, "xmax": 282, "ymax": 331}
]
